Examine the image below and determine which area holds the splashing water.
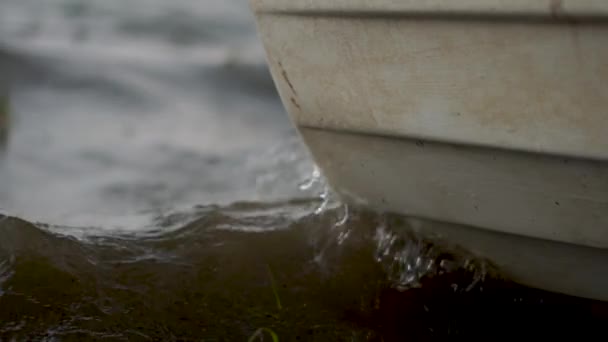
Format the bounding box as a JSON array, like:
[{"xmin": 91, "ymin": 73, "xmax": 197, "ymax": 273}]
[
  {"xmin": 295, "ymin": 162, "xmax": 489, "ymax": 294},
  {"xmin": 298, "ymin": 165, "xmax": 321, "ymax": 192},
  {"xmin": 373, "ymin": 216, "xmax": 491, "ymax": 292}
]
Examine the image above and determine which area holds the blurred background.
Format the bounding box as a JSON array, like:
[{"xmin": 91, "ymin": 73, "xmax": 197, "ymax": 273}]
[{"xmin": 0, "ymin": 0, "xmax": 314, "ymax": 230}]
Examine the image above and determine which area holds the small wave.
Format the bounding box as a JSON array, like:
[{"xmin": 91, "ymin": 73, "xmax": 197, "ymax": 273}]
[
  {"xmin": 0, "ymin": 47, "xmax": 49, "ymax": 87},
  {"xmin": 115, "ymin": 10, "xmax": 251, "ymax": 47},
  {"xmin": 0, "ymin": 44, "xmax": 151, "ymax": 108},
  {"xmin": 196, "ymin": 57, "xmax": 279, "ymax": 98}
]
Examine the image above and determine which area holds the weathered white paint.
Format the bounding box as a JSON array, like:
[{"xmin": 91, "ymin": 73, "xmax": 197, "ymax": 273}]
[
  {"xmin": 250, "ymin": 0, "xmax": 608, "ymax": 298},
  {"xmin": 299, "ymin": 127, "xmax": 608, "ymax": 300},
  {"xmin": 301, "ymin": 127, "xmax": 608, "ymax": 249},
  {"xmin": 254, "ymin": 13, "xmax": 608, "ymax": 160}
]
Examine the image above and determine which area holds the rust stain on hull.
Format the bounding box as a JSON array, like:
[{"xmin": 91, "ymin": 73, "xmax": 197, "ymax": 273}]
[
  {"xmin": 277, "ymin": 61, "xmax": 298, "ymax": 96},
  {"xmin": 290, "ymin": 97, "xmax": 301, "ymax": 109}
]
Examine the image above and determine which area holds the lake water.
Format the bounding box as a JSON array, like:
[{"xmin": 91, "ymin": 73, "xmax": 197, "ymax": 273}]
[{"xmin": 0, "ymin": 0, "xmax": 606, "ymax": 340}]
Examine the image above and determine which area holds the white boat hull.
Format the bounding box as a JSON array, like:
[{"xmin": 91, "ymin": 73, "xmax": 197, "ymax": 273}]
[{"xmin": 251, "ymin": 0, "xmax": 608, "ymax": 299}]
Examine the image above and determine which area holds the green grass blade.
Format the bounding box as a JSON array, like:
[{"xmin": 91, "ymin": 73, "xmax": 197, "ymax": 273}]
[
  {"xmin": 266, "ymin": 264, "xmax": 282, "ymax": 311},
  {"xmin": 248, "ymin": 327, "xmax": 279, "ymax": 342}
]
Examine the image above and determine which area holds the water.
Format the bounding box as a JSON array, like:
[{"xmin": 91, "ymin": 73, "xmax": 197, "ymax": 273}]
[
  {"xmin": 0, "ymin": 0, "xmax": 607, "ymax": 340},
  {"xmin": 0, "ymin": 0, "xmax": 308, "ymax": 228}
]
